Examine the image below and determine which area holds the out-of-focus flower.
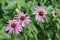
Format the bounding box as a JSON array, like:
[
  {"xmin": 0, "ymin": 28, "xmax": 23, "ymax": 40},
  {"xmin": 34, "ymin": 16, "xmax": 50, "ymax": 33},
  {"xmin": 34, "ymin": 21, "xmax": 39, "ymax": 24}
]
[
  {"xmin": 34, "ymin": 6, "xmax": 47, "ymax": 22},
  {"xmin": 15, "ymin": 8, "xmax": 20, "ymax": 13},
  {"xmin": 5, "ymin": 20, "xmax": 22, "ymax": 34},
  {"xmin": 52, "ymin": 10, "xmax": 57, "ymax": 18},
  {"xmin": 15, "ymin": 12, "xmax": 31, "ymax": 27}
]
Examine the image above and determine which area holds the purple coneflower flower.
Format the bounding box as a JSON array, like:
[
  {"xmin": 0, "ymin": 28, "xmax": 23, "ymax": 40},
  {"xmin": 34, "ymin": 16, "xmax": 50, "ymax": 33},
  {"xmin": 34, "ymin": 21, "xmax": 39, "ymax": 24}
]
[
  {"xmin": 52, "ymin": 10, "xmax": 57, "ymax": 18},
  {"xmin": 34, "ymin": 6, "xmax": 47, "ymax": 22},
  {"xmin": 5, "ymin": 20, "xmax": 22, "ymax": 34},
  {"xmin": 15, "ymin": 12, "xmax": 31, "ymax": 27}
]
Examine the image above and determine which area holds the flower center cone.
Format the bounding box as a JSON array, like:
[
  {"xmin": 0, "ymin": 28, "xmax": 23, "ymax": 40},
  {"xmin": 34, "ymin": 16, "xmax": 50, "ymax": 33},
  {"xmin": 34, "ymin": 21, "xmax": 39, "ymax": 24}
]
[
  {"xmin": 20, "ymin": 16, "xmax": 25, "ymax": 20},
  {"xmin": 11, "ymin": 23, "xmax": 16, "ymax": 28},
  {"xmin": 39, "ymin": 11, "xmax": 44, "ymax": 16}
]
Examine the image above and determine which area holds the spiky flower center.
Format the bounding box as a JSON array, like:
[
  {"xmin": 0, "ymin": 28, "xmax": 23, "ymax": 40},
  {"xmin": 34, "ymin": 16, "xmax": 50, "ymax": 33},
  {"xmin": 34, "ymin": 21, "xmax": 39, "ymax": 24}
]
[
  {"xmin": 20, "ymin": 16, "xmax": 25, "ymax": 20},
  {"xmin": 54, "ymin": 12, "xmax": 57, "ymax": 16},
  {"xmin": 11, "ymin": 23, "xmax": 16, "ymax": 28},
  {"xmin": 39, "ymin": 11, "xmax": 44, "ymax": 16}
]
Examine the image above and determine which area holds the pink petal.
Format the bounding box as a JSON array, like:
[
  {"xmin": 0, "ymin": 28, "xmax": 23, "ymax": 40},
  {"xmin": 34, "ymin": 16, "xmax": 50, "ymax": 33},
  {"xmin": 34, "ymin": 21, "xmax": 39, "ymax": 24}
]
[
  {"xmin": 8, "ymin": 28, "xmax": 13, "ymax": 34},
  {"xmin": 22, "ymin": 22, "xmax": 25, "ymax": 27},
  {"xmin": 15, "ymin": 28, "xmax": 19, "ymax": 34},
  {"xmin": 24, "ymin": 19, "xmax": 30, "ymax": 24},
  {"xmin": 16, "ymin": 26, "xmax": 22, "ymax": 32},
  {"xmin": 5, "ymin": 26, "xmax": 11, "ymax": 31}
]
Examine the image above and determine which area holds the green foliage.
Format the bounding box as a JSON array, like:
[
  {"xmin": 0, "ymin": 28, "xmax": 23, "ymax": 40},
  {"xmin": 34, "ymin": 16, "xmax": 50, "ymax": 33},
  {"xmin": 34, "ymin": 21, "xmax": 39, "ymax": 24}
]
[{"xmin": 0, "ymin": 0, "xmax": 60, "ymax": 40}]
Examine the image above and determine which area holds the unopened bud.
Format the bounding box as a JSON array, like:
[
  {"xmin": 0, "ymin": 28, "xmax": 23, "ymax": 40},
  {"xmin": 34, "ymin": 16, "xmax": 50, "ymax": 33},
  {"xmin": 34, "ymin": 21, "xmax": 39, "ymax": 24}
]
[{"xmin": 15, "ymin": 8, "xmax": 20, "ymax": 13}]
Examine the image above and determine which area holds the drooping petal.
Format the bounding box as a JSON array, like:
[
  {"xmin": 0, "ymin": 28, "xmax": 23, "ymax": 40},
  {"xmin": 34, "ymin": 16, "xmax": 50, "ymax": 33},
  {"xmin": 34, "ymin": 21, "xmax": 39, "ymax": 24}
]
[
  {"xmin": 22, "ymin": 21, "xmax": 25, "ymax": 27},
  {"xmin": 15, "ymin": 28, "xmax": 19, "ymax": 34},
  {"xmin": 8, "ymin": 28, "xmax": 13, "ymax": 34}
]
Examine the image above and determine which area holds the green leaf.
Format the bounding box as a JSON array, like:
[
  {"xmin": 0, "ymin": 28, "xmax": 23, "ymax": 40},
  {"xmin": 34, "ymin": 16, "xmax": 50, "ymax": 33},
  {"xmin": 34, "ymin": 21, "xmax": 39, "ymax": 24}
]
[
  {"xmin": 5, "ymin": 2, "xmax": 16, "ymax": 10},
  {"xmin": 16, "ymin": 0, "xmax": 25, "ymax": 9},
  {"xmin": 0, "ymin": 18, "xmax": 4, "ymax": 28},
  {"xmin": 0, "ymin": 30, "xmax": 11, "ymax": 39},
  {"xmin": 0, "ymin": 0, "xmax": 5, "ymax": 6},
  {"xmin": 3, "ymin": 15, "xmax": 12, "ymax": 20},
  {"xmin": 23, "ymin": 23, "xmax": 38, "ymax": 40},
  {"xmin": 56, "ymin": 23, "xmax": 60, "ymax": 30},
  {"xmin": 56, "ymin": 33, "xmax": 60, "ymax": 40},
  {"xmin": 6, "ymin": 0, "xmax": 16, "ymax": 3}
]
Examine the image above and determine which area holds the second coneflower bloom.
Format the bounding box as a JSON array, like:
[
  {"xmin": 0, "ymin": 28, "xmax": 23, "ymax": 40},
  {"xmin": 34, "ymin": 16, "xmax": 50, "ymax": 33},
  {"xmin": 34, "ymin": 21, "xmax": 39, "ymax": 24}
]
[
  {"xmin": 34, "ymin": 6, "xmax": 47, "ymax": 22},
  {"xmin": 15, "ymin": 12, "xmax": 31, "ymax": 27},
  {"xmin": 5, "ymin": 20, "xmax": 22, "ymax": 34}
]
